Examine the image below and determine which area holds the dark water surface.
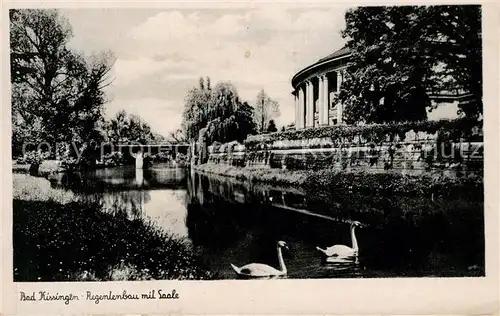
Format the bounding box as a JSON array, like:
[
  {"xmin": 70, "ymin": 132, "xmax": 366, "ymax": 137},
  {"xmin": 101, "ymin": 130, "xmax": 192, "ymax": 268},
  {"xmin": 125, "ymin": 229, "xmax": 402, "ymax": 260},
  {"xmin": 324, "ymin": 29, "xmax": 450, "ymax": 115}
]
[{"xmin": 48, "ymin": 165, "xmax": 484, "ymax": 279}]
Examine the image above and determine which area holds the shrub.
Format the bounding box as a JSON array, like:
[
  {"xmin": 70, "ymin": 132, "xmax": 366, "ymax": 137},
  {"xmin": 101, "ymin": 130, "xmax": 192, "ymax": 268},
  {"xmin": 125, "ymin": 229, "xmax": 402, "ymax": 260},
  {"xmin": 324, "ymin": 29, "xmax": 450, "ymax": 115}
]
[
  {"xmin": 16, "ymin": 150, "xmax": 50, "ymax": 165},
  {"xmin": 305, "ymin": 170, "xmax": 483, "ymax": 198},
  {"xmin": 13, "ymin": 173, "xmax": 76, "ymax": 204},
  {"xmin": 244, "ymin": 118, "xmax": 482, "ymax": 147},
  {"xmin": 103, "ymin": 152, "xmax": 125, "ymax": 166},
  {"xmin": 13, "ymin": 198, "xmax": 215, "ymax": 281}
]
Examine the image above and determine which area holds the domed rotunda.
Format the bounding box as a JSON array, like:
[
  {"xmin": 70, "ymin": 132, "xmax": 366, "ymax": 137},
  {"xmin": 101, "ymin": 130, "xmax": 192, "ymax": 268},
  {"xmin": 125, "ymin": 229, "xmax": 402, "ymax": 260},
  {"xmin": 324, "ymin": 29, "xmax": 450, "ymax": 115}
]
[{"xmin": 291, "ymin": 47, "xmax": 350, "ymax": 130}]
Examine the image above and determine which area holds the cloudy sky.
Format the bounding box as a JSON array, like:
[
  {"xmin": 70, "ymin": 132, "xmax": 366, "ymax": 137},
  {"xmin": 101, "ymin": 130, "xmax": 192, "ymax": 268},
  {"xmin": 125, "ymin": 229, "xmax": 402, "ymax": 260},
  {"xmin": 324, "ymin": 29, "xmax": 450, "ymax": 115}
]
[{"xmin": 62, "ymin": 5, "xmax": 353, "ymax": 136}]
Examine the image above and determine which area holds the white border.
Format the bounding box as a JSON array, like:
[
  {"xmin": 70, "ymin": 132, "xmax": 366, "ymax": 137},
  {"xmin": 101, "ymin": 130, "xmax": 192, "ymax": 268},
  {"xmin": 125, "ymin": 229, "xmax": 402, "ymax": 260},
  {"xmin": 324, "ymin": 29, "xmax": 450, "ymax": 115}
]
[{"xmin": 2, "ymin": 1, "xmax": 499, "ymax": 315}]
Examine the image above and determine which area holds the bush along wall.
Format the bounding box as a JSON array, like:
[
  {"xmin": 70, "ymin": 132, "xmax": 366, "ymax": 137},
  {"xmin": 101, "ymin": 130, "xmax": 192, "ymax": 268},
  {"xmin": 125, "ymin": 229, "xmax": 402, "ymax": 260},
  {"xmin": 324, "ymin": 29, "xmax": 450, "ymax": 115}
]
[
  {"xmin": 244, "ymin": 118, "xmax": 483, "ymax": 147},
  {"xmin": 205, "ymin": 118, "xmax": 483, "ymax": 176}
]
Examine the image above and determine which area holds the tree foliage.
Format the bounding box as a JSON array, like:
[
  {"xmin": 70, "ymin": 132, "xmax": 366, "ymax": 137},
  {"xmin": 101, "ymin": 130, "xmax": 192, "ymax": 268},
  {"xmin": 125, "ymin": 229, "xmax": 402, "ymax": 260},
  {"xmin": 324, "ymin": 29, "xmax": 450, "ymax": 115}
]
[
  {"xmin": 244, "ymin": 117, "xmax": 481, "ymax": 147},
  {"xmin": 338, "ymin": 5, "xmax": 482, "ymax": 124},
  {"xmin": 253, "ymin": 89, "xmax": 280, "ymax": 134},
  {"xmin": 167, "ymin": 129, "xmax": 186, "ymax": 143},
  {"xmin": 103, "ymin": 110, "xmax": 157, "ymax": 144},
  {"xmin": 181, "ymin": 77, "xmax": 256, "ymax": 145},
  {"xmin": 10, "ymin": 9, "xmax": 115, "ymax": 156},
  {"xmin": 266, "ymin": 119, "xmax": 278, "ymax": 133}
]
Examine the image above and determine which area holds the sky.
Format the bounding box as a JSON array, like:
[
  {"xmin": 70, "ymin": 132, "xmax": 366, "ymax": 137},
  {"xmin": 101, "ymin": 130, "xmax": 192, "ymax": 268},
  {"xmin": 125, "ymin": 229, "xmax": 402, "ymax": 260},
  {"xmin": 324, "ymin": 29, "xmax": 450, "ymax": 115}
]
[{"xmin": 62, "ymin": 6, "xmax": 353, "ymax": 137}]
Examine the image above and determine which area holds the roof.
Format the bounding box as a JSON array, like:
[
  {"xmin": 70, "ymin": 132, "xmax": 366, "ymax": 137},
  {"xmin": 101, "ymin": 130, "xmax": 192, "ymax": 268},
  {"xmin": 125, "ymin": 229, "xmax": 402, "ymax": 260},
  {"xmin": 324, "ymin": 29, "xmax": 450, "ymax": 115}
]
[
  {"xmin": 291, "ymin": 46, "xmax": 352, "ymax": 88},
  {"xmin": 317, "ymin": 46, "xmax": 351, "ymax": 63}
]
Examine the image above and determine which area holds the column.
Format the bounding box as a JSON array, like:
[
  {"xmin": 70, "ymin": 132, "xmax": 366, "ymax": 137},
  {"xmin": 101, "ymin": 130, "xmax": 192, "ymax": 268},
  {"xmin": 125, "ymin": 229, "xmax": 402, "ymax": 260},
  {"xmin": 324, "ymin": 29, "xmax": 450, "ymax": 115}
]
[
  {"xmin": 298, "ymin": 85, "xmax": 305, "ymax": 129},
  {"xmin": 306, "ymin": 80, "xmax": 314, "ymax": 128},
  {"xmin": 324, "ymin": 75, "xmax": 330, "ymax": 125},
  {"xmin": 293, "ymin": 91, "xmax": 299, "ymax": 129},
  {"xmin": 304, "ymin": 81, "xmax": 309, "ymax": 127},
  {"xmin": 311, "ymin": 81, "xmax": 316, "ymax": 127},
  {"xmin": 337, "ymin": 70, "xmax": 344, "ymax": 124},
  {"xmin": 318, "ymin": 76, "xmax": 324, "ymax": 125},
  {"xmin": 336, "ymin": 70, "xmax": 342, "ymax": 92},
  {"xmin": 323, "ymin": 74, "xmax": 329, "ymax": 125}
]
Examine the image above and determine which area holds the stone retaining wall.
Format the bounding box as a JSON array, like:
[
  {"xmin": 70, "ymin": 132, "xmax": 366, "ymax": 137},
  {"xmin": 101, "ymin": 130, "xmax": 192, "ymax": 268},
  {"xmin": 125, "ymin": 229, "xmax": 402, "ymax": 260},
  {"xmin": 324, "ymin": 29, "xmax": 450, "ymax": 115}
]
[{"xmin": 205, "ymin": 122, "xmax": 484, "ymax": 176}]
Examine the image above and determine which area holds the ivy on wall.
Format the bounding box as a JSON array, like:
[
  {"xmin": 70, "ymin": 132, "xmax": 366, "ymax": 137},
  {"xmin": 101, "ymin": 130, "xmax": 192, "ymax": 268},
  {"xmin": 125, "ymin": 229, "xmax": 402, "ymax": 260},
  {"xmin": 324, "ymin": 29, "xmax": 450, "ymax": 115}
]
[
  {"xmin": 205, "ymin": 118, "xmax": 483, "ymax": 175},
  {"xmin": 244, "ymin": 118, "xmax": 482, "ymax": 148}
]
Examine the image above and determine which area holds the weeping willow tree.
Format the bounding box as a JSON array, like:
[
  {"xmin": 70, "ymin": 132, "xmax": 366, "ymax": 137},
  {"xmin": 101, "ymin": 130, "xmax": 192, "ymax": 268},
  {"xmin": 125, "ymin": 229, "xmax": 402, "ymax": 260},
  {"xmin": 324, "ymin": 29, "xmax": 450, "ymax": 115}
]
[{"xmin": 181, "ymin": 78, "xmax": 256, "ymax": 145}]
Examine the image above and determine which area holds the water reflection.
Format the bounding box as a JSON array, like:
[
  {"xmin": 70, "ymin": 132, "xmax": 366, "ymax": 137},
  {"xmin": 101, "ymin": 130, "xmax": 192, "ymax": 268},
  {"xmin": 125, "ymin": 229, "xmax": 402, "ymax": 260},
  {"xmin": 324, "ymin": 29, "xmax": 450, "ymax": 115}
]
[
  {"xmin": 185, "ymin": 171, "xmax": 484, "ymax": 278},
  {"xmin": 49, "ymin": 165, "xmax": 187, "ymax": 192},
  {"xmin": 184, "ymin": 172, "xmax": 367, "ymax": 278},
  {"xmin": 51, "ymin": 166, "xmax": 189, "ymax": 237},
  {"xmin": 51, "ymin": 166, "xmax": 484, "ymax": 279}
]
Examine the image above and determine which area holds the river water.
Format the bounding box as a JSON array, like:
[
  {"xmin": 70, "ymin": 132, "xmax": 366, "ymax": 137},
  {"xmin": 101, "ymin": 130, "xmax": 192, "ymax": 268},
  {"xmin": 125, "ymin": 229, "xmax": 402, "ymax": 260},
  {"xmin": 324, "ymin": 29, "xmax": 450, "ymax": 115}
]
[{"xmin": 49, "ymin": 165, "xmax": 484, "ymax": 279}]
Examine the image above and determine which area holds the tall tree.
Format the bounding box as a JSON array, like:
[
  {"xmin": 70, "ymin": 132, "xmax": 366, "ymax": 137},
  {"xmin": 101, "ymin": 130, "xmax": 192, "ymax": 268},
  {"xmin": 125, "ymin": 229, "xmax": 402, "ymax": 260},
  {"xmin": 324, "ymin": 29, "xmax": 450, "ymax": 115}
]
[
  {"xmin": 104, "ymin": 110, "xmax": 156, "ymax": 144},
  {"xmin": 168, "ymin": 129, "xmax": 186, "ymax": 143},
  {"xmin": 181, "ymin": 78, "xmax": 256, "ymax": 145},
  {"xmin": 182, "ymin": 76, "xmax": 212, "ymax": 140},
  {"xmin": 426, "ymin": 5, "xmax": 482, "ymax": 118},
  {"xmin": 337, "ymin": 5, "xmax": 482, "ymax": 124},
  {"xmin": 10, "ymin": 9, "xmax": 114, "ymax": 155},
  {"xmin": 253, "ymin": 89, "xmax": 280, "ymax": 134}
]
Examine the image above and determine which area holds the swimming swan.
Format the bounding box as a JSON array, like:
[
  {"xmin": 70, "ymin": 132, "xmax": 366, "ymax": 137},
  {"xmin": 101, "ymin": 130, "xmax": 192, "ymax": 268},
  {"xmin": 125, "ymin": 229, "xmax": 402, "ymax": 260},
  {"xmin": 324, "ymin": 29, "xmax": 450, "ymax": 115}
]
[
  {"xmin": 316, "ymin": 221, "xmax": 361, "ymax": 261},
  {"xmin": 230, "ymin": 241, "xmax": 289, "ymax": 278}
]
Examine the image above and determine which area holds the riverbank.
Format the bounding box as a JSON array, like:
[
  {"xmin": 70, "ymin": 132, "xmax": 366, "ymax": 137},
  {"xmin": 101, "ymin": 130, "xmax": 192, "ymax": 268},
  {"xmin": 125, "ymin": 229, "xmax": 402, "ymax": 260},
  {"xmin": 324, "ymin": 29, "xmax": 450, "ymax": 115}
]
[
  {"xmin": 13, "ymin": 173, "xmax": 216, "ymax": 281},
  {"xmin": 193, "ymin": 163, "xmax": 483, "ymax": 198},
  {"xmin": 12, "ymin": 160, "xmax": 188, "ymax": 177},
  {"xmin": 194, "ymin": 164, "xmax": 311, "ymax": 186}
]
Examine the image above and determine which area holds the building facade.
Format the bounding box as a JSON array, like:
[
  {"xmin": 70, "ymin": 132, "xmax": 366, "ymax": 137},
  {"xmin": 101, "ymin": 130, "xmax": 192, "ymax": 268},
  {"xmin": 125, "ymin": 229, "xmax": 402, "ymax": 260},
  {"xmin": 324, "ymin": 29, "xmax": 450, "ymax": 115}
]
[
  {"xmin": 291, "ymin": 47, "xmax": 474, "ymax": 130},
  {"xmin": 291, "ymin": 47, "xmax": 350, "ymax": 130}
]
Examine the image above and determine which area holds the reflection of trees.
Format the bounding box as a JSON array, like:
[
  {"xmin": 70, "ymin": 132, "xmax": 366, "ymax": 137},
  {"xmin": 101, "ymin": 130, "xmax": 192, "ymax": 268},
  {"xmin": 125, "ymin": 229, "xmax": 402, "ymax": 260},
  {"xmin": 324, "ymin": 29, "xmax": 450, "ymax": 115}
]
[
  {"xmin": 186, "ymin": 170, "xmax": 196, "ymax": 203},
  {"xmin": 185, "ymin": 172, "xmax": 253, "ymax": 251},
  {"xmin": 185, "ymin": 199, "xmax": 248, "ymax": 251},
  {"xmin": 81, "ymin": 190, "xmax": 151, "ymax": 220},
  {"xmin": 51, "ymin": 168, "xmax": 187, "ymax": 192},
  {"xmin": 185, "ymin": 171, "xmax": 484, "ymax": 276},
  {"xmin": 188, "ymin": 171, "xmax": 309, "ymax": 208}
]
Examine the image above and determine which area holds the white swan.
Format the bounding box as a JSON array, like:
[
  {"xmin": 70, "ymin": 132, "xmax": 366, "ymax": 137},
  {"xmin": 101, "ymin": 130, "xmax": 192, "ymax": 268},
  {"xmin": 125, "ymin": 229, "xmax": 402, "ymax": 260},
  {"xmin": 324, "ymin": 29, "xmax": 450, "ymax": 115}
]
[
  {"xmin": 316, "ymin": 221, "xmax": 361, "ymax": 262},
  {"xmin": 230, "ymin": 241, "xmax": 289, "ymax": 279}
]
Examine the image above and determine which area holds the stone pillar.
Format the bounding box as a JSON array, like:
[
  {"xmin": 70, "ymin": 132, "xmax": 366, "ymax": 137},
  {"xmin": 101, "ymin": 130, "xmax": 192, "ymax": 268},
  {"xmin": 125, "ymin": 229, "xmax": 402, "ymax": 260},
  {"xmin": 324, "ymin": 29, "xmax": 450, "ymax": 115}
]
[
  {"xmin": 336, "ymin": 70, "xmax": 342, "ymax": 92},
  {"xmin": 337, "ymin": 70, "xmax": 344, "ymax": 124},
  {"xmin": 321, "ymin": 74, "xmax": 330, "ymax": 126},
  {"xmin": 135, "ymin": 151, "xmax": 144, "ymax": 169},
  {"xmin": 304, "ymin": 81, "xmax": 309, "ymax": 127},
  {"xmin": 293, "ymin": 91, "xmax": 299, "ymax": 129},
  {"xmin": 298, "ymin": 85, "xmax": 305, "ymax": 129},
  {"xmin": 306, "ymin": 80, "xmax": 314, "ymax": 128},
  {"xmin": 318, "ymin": 76, "xmax": 324, "ymax": 125}
]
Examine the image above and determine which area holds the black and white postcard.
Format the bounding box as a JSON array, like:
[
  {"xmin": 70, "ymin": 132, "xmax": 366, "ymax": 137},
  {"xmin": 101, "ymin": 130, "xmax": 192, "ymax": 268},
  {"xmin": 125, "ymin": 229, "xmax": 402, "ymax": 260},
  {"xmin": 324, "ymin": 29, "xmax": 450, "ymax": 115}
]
[{"xmin": 2, "ymin": 1, "xmax": 499, "ymax": 315}]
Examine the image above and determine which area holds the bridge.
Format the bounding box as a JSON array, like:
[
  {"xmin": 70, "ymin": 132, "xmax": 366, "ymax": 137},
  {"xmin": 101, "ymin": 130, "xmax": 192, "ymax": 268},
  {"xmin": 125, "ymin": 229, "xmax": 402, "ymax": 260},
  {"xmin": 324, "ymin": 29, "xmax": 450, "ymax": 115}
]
[
  {"xmin": 97, "ymin": 142, "xmax": 190, "ymax": 168},
  {"xmin": 100, "ymin": 142, "xmax": 189, "ymax": 155}
]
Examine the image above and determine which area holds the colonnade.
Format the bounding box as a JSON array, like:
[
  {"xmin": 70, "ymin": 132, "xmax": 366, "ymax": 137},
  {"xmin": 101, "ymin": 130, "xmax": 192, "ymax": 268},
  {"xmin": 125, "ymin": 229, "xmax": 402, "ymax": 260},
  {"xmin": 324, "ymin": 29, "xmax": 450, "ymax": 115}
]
[{"xmin": 293, "ymin": 69, "xmax": 345, "ymax": 130}]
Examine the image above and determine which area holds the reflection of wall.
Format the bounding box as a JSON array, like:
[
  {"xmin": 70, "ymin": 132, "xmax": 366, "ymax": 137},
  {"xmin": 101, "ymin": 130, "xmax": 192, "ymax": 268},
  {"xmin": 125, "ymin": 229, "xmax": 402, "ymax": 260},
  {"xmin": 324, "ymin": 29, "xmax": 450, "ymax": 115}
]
[
  {"xmin": 56, "ymin": 167, "xmax": 188, "ymax": 192},
  {"xmin": 83, "ymin": 190, "xmax": 151, "ymax": 220},
  {"xmin": 187, "ymin": 172, "xmax": 308, "ymax": 212}
]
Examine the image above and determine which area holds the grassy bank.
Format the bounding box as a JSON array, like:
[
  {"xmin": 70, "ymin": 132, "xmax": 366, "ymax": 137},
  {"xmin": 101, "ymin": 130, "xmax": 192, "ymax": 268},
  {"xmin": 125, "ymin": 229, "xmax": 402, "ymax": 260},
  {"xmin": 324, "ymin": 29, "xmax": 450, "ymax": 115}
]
[
  {"xmin": 194, "ymin": 164, "xmax": 312, "ymax": 186},
  {"xmin": 13, "ymin": 174, "xmax": 215, "ymax": 281},
  {"xmin": 12, "ymin": 163, "xmax": 31, "ymax": 174},
  {"xmin": 13, "ymin": 173, "xmax": 77, "ymax": 203},
  {"xmin": 194, "ymin": 164, "xmax": 483, "ymax": 198}
]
